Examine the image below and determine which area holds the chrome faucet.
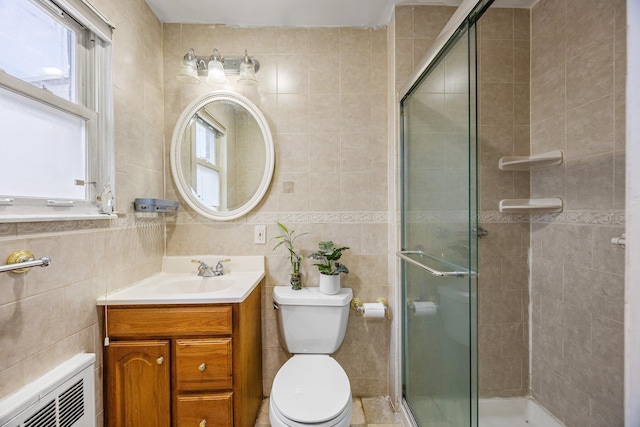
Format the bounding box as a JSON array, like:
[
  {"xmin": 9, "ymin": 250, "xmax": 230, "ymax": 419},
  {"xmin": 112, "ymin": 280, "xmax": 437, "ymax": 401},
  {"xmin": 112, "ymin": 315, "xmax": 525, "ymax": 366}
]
[{"xmin": 192, "ymin": 259, "xmax": 230, "ymax": 277}]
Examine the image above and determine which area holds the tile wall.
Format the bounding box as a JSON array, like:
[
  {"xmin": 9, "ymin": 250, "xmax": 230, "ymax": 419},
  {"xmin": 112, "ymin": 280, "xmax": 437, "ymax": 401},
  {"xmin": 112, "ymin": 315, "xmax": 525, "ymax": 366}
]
[
  {"xmin": 162, "ymin": 24, "xmax": 391, "ymax": 397},
  {"xmin": 0, "ymin": 0, "xmax": 166, "ymax": 424},
  {"xmin": 477, "ymin": 8, "xmax": 531, "ymax": 397},
  {"xmin": 529, "ymin": 0, "xmax": 626, "ymax": 425}
]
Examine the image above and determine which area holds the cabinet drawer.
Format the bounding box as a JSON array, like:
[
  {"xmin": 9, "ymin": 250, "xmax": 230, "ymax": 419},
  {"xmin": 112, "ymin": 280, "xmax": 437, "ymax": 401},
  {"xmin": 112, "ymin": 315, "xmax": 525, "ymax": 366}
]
[
  {"xmin": 176, "ymin": 393, "xmax": 233, "ymax": 427},
  {"xmin": 175, "ymin": 339, "xmax": 232, "ymax": 391},
  {"xmin": 107, "ymin": 306, "xmax": 232, "ymax": 337}
]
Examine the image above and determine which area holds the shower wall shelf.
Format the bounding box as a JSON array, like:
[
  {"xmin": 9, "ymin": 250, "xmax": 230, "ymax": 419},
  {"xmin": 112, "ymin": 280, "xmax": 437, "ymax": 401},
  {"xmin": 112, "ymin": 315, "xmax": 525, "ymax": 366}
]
[
  {"xmin": 498, "ymin": 150, "xmax": 564, "ymax": 171},
  {"xmin": 498, "ymin": 198, "xmax": 563, "ymax": 213}
]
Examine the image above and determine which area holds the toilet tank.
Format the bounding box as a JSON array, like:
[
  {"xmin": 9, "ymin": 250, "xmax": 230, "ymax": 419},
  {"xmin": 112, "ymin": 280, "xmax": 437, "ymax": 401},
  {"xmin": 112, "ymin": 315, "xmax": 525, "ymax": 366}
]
[{"xmin": 273, "ymin": 286, "xmax": 352, "ymax": 354}]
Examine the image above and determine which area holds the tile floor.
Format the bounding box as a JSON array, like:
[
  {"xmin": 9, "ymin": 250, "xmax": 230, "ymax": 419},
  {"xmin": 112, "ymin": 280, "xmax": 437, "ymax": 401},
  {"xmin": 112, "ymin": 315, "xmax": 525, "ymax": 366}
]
[{"xmin": 255, "ymin": 396, "xmax": 403, "ymax": 426}]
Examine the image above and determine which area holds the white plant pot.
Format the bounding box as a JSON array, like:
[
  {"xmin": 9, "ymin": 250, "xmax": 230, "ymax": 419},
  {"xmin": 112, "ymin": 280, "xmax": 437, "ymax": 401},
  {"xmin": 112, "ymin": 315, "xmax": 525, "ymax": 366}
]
[{"xmin": 319, "ymin": 273, "xmax": 341, "ymax": 295}]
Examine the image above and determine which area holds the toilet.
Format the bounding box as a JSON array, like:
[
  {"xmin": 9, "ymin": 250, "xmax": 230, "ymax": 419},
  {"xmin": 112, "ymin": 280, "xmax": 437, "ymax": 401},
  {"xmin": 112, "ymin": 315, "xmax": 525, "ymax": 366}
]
[
  {"xmin": 437, "ymin": 282, "xmax": 471, "ymax": 346},
  {"xmin": 270, "ymin": 286, "xmax": 353, "ymax": 427}
]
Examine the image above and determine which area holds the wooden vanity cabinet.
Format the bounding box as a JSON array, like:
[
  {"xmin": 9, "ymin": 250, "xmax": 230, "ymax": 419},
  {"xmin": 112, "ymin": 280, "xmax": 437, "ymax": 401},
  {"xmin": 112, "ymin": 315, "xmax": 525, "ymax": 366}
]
[{"xmin": 105, "ymin": 282, "xmax": 262, "ymax": 427}]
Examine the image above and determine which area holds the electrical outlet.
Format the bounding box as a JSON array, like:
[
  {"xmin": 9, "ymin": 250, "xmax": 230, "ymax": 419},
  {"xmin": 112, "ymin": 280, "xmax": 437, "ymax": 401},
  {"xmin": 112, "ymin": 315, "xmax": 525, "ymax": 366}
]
[{"xmin": 254, "ymin": 225, "xmax": 266, "ymax": 244}]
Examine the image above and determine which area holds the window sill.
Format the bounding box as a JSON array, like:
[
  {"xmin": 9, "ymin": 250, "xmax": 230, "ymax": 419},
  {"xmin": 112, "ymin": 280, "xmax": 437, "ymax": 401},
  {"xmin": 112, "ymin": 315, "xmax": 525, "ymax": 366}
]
[{"xmin": 0, "ymin": 212, "xmax": 117, "ymax": 223}]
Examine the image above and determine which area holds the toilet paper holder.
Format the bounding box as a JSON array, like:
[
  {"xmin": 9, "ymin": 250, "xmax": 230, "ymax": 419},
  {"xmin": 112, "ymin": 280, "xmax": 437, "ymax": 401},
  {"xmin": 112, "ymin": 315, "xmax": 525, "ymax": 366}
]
[{"xmin": 351, "ymin": 297, "xmax": 389, "ymax": 318}]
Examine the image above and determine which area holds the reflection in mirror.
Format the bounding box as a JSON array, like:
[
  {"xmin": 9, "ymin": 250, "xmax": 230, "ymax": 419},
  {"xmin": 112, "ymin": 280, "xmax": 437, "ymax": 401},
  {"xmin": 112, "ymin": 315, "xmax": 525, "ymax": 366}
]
[
  {"xmin": 171, "ymin": 91, "xmax": 274, "ymax": 221},
  {"xmin": 180, "ymin": 101, "xmax": 266, "ymax": 211}
]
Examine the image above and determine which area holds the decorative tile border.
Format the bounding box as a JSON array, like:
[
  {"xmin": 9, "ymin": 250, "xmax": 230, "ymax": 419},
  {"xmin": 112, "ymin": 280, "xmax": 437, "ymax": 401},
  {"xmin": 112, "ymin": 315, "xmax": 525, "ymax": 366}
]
[
  {"xmin": 174, "ymin": 211, "xmax": 389, "ymax": 224},
  {"xmin": 3, "ymin": 209, "xmax": 622, "ymax": 235},
  {"xmin": 480, "ymin": 210, "xmax": 625, "ymax": 226}
]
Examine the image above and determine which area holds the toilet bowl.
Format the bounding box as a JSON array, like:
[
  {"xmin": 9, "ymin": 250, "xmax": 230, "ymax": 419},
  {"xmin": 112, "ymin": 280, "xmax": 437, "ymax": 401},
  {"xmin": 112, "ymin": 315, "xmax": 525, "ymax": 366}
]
[
  {"xmin": 437, "ymin": 282, "xmax": 471, "ymax": 346},
  {"xmin": 270, "ymin": 355, "xmax": 352, "ymax": 427},
  {"xmin": 270, "ymin": 286, "xmax": 353, "ymax": 427}
]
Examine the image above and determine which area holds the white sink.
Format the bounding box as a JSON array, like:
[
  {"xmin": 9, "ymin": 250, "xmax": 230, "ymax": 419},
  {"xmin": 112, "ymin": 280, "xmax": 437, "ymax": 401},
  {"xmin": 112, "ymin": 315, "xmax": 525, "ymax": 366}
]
[
  {"xmin": 96, "ymin": 256, "xmax": 264, "ymax": 305},
  {"xmin": 149, "ymin": 275, "xmax": 236, "ymax": 294}
]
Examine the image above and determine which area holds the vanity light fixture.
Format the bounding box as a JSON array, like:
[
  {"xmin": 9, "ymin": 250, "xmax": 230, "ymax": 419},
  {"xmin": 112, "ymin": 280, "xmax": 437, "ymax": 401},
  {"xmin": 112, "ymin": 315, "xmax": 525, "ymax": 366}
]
[{"xmin": 177, "ymin": 48, "xmax": 260, "ymax": 86}]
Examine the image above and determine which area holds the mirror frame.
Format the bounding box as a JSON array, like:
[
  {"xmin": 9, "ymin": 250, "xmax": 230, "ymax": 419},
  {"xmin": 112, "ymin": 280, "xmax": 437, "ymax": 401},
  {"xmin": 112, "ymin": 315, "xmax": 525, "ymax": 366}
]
[{"xmin": 170, "ymin": 91, "xmax": 275, "ymax": 221}]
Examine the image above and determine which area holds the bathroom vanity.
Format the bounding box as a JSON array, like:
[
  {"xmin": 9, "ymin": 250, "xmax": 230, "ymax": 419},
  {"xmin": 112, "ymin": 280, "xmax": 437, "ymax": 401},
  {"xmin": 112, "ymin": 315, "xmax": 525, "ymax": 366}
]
[{"xmin": 98, "ymin": 256, "xmax": 264, "ymax": 427}]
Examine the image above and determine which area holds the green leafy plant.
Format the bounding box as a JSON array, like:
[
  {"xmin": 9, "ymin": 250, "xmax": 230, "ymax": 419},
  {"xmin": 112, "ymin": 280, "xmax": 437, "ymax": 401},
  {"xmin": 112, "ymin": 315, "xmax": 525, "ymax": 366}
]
[
  {"xmin": 272, "ymin": 222, "xmax": 308, "ymax": 275},
  {"xmin": 309, "ymin": 241, "xmax": 349, "ymax": 275}
]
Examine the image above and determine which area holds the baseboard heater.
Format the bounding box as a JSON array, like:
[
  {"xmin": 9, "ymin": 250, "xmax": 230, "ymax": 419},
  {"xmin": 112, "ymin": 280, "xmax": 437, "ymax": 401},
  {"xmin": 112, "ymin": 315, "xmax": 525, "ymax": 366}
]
[{"xmin": 0, "ymin": 353, "xmax": 96, "ymax": 427}]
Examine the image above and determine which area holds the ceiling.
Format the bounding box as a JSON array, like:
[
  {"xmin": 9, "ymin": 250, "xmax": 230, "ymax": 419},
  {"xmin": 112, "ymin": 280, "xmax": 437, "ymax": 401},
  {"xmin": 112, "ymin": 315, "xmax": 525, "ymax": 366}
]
[{"xmin": 144, "ymin": 0, "xmax": 538, "ymax": 28}]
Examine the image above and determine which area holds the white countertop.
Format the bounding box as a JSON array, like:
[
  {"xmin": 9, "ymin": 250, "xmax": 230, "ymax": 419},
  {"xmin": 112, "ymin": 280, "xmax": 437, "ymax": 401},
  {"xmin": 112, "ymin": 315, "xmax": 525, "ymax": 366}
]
[{"xmin": 96, "ymin": 255, "xmax": 264, "ymax": 305}]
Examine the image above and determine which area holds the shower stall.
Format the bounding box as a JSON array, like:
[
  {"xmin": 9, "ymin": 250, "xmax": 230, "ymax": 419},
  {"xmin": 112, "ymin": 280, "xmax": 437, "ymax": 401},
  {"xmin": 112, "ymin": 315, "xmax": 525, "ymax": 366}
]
[{"xmin": 397, "ymin": 0, "xmax": 626, "ymax": 425}]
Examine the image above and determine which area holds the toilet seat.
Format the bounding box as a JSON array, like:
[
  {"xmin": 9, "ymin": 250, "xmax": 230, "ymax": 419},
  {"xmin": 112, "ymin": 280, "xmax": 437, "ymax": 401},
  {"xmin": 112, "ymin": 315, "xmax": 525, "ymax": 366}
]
[{"xmin": 271, "ymin": 355, "xmax": 351, "ymax": 425}]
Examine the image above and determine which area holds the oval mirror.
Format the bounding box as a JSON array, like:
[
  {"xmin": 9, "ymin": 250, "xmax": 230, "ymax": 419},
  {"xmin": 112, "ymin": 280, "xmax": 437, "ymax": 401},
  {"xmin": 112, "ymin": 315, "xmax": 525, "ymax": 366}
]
[{"xmin": 170, "ymin": 91, "xmax": 274, "ymax": 221}]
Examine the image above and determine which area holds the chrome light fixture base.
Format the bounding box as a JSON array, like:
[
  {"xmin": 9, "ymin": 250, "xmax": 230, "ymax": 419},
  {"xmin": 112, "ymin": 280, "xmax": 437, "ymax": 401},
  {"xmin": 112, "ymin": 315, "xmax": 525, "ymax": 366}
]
[{"xmin": 177, "ymin": 47, "xmax": 260, "ymax": 85}]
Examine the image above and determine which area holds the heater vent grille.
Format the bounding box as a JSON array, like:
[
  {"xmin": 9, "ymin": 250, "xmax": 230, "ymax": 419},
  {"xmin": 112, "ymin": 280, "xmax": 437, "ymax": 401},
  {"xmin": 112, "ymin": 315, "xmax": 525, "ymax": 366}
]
[
  {"xmin": 24, "ymin": 400, "xmax": 55, "ymax": 427},
  {"xmin": 0, "ymin": 354, "xmax": 95, "ymax": 427}
]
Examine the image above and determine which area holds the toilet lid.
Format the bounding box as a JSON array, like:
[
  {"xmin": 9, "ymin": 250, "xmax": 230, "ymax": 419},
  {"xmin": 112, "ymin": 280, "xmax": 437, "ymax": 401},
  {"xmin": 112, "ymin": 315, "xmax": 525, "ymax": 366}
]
[{"xmin": 272, "ymin": 355, "xmax": 351, "ymax": 423}]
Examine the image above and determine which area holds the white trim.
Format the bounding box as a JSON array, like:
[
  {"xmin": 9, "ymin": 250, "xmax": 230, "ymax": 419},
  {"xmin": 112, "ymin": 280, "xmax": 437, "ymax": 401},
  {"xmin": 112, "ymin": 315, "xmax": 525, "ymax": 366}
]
[{"xmin": 49, "ymin": 0, "xmax": 114, "ymax": 41}]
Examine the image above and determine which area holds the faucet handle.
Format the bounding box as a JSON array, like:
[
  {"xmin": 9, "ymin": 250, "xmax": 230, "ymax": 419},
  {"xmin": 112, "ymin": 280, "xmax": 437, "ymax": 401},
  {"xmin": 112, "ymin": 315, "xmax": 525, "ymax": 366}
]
[{"xmin": 216, "ymin": 258, "xmax": 231, "ymax": 265}]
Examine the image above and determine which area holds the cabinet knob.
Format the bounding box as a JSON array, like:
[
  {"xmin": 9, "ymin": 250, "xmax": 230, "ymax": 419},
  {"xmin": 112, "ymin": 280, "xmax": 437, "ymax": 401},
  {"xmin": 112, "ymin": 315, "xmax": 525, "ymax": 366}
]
[
  {"xmin": 156, "ymin": 356, "xmax": 165, "ymax": 365},
  {"xmin": 199, "ymin": 419, "xmax": 207, "ymax": 427},
  {"xmin": 198, "ymin": 363, "xmax": 206, "ymax": 371}
]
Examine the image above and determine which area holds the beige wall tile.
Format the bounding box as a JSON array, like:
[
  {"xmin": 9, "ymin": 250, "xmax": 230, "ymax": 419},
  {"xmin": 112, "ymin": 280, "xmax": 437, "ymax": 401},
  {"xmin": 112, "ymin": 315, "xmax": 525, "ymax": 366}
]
[
  {"xmin": 277, "ymin": 28, "xmax": 309, "ymax": 54},
  {"xmin": 531, "ymin": 116, "xmax": 566, "ymax": 155},
  {"xmin": 513, "ymin": 40, "xmax": 530, "ymax": 83},
  {"xmin": 565, "ymin": 153, "xmax": 614, "ymax": 210},
  {"xmin": 566, "ymin": 38, "xmax": 614, "ymax": 110},
  {"xmin": 413, "ymin": 6, "xmax": 456, "ymax": 40},
  {"xmin": 481, "ymin": 39, "xmax": 514, "ymax": 83},
  {"xmin": 277, "ymin": 54, "xmax": 309, "ymax": 94},
  {"xmin": 513, "ymin": 9, "xmax": 530, "ymax": 41},
  {"xmin": 339, "ymin": 28, "xmax": 371, "ymax": 53},
  {"xmin": 309, "ymin": 54, "xmax": 340, "ymax": 94},
  {"xmin": 531, "ymin": 17, "xmax": 565, "ymax": 81},
  {"xmin": 309, "ymin": 133, "xmax": 340, "ymax": 172},
  {"xmin": 394, "ymin": 7, "xmax": 414, "ymax": 39},
  {"xmin": 480, "ymin": 8, "xmax": 514, "ymax": 40},
  {"xmin": 308, "ymin": 28, "xmax": 339, "ymax": 54},
  {"xmin": 341, "ymin": 54, "xmax": 372, "ymax": 94},
  {"xmin": 566, "ymin": 95, "xmax": 614, "ymax": 158},
  {"xmin": 531, "ymin": 0, "xmax": 566, "ymax": 39},
  {"xmin": 480, "ymin": 83, "xmax": 514, "ymax": 126},
  {"xmin": 563, "ymin": 342, "xmax": 623, "ymax": 416},
  {"xmin": 565, "ymin": 0, "xmax": 614, "ymax": 59},
  {"xmin": 530, "ymin": 65, "xmax": 565, "ymax": 124}
]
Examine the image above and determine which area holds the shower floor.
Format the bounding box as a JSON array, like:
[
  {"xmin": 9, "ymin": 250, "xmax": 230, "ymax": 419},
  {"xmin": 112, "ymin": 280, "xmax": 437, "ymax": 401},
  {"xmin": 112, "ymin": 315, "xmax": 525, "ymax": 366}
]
[{"xmin": 479, "ymin": 397, "xmax": 564, "ymax": 427}]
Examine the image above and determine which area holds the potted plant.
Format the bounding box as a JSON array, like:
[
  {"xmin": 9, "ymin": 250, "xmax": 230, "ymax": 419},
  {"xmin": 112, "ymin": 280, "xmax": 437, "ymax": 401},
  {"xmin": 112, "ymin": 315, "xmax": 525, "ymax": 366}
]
[
  {"xmin": 272, "ymin": 222, "xmax": 308, "ymax": 290},
  {"xmin": 309, "ymin": 241, "xmax": 349, "ymax": 294}
]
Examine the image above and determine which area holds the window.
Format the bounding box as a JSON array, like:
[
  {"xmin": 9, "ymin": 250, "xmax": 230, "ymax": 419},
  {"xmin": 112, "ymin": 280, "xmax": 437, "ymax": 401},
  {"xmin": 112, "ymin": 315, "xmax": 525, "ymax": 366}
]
[
  {"xmin": 0, "ymin": 0, "xmax": 113, "ymax": 221},
  {"xmin": 190, "ymin": 115, "xmax": 227, "ymax": 210}
]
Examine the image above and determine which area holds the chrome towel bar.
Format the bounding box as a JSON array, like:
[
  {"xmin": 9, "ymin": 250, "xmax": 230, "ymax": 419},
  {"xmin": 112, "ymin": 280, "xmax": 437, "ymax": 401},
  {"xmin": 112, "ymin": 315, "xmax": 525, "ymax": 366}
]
[
  {"xmin": 0, "ymin": 250, "xmax": 51, "ymax": 274},
  {"xmin": 396, "ymin": 250, "xmax": 475, "ymax": 278}
]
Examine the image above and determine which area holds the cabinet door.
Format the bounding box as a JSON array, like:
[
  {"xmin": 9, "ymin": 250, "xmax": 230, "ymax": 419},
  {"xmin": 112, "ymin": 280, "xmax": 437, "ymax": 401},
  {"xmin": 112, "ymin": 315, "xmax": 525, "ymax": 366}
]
[
  {"xmin": 106, "ymin": 340, "xmax": 171, "ymax": 427},
  {"xmin": 176, "ymin": 393, "xmax": 233, "ymax": 427},
  {"xmin": 175, "ymin": 338, "xmax": 232, "ymax": 391}
]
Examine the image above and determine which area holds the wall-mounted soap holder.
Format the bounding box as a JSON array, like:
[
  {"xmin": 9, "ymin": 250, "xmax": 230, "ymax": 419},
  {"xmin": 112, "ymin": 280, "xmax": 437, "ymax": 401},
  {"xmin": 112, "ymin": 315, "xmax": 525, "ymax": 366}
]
[{"xmin": 134, "ymin": 198, "xmax": 179, "ymax": 213}]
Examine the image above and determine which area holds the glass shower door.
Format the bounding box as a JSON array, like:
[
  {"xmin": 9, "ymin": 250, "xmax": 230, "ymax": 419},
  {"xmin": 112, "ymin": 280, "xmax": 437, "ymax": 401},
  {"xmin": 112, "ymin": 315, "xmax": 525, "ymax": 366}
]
[{"xmin": 399, "ymin": 21, "xmax": 478, "ymax": 427}]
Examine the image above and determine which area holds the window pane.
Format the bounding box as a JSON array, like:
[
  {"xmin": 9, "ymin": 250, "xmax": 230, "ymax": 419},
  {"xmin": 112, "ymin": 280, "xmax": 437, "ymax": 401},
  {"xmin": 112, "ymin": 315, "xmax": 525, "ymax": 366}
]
[
  {"xmin": 195, "ymin": 119, "xmax": 217, "ymax": 165},
  {"xmin": 0, "ymin": 0, "xmax": 77, "ymax": 102},
  {"xmin": 0, "ymin": 86, "xmax": 86, "ymax": 199},
  {"xmin": 196, "ymin": 166, "xmax": 220, "ymax": 208}
]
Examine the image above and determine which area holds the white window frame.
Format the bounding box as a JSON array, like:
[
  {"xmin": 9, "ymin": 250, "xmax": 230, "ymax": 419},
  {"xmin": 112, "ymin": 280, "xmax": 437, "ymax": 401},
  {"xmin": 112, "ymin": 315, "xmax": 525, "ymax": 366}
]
[
  {"xmin": 0, "ymin": 0, "xmax": 114, "ymax": 222},
  {"xmin": 191, "ymin": 113, "xmax": 228, "ymax": 211}
]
